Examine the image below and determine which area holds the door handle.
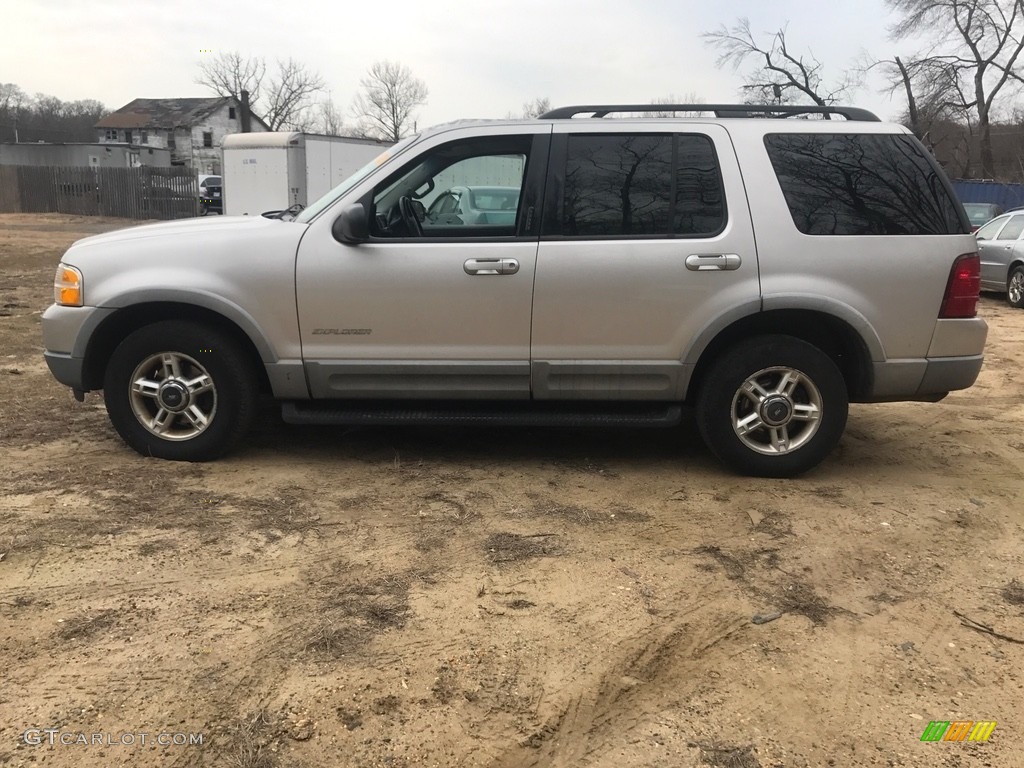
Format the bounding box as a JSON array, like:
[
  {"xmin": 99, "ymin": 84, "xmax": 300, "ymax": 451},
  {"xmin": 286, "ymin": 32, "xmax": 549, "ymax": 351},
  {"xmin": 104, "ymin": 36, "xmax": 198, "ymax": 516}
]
[
  {"xmin": 464, "ymin": 258, "xmax": 519, "ymax": 275},
  {"xmin": 685, "ymin": 253, "xmax": 742, "ymax": 271}
]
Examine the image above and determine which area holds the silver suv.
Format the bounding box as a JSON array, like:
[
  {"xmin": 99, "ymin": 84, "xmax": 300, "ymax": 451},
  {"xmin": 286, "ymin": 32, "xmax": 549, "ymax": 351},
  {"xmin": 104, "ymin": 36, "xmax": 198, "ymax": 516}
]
[{"xmin": 41, "ymin": 104, "xmax": 987, "ymax": 477}]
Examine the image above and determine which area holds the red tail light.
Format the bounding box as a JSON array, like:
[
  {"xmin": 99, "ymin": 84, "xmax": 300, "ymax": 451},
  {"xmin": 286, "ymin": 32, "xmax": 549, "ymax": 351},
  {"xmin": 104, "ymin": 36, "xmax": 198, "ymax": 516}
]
[{"xmin": 939, "ymin": 253, "xmax": 981, "ymax": 318}]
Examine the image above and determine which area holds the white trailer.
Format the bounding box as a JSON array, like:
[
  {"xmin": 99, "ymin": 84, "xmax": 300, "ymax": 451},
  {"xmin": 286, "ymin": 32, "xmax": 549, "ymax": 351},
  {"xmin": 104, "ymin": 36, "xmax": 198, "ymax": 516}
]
[{"xmin": 222, "ymin": 132, "xmax": 389, "ymax": 216}]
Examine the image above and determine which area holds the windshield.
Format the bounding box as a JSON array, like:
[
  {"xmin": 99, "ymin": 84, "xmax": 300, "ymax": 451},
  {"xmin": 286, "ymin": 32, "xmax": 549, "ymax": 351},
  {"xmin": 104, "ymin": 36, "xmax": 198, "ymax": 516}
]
[{"xmin": 294, "ymin": 135, "xmax": 420, "ymax": 223}]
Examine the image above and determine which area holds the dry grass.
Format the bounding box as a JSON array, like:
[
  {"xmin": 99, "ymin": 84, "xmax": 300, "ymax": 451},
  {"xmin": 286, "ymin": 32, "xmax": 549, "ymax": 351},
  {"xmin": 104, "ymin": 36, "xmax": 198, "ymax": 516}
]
[
  {"xmin": 56, "ymin": 609, "xmax": 118, "ymax": 641},
  {"xmin": 227, "ymin": 709, "xmax": 280, "ymax": 768},
  {"xmin": 485, "ymin": 532, "xmax": 564, "ymax": 564},
  {"xmin": 1002, "ymin": 579, "xmax": 1024, "ymax": 607}
]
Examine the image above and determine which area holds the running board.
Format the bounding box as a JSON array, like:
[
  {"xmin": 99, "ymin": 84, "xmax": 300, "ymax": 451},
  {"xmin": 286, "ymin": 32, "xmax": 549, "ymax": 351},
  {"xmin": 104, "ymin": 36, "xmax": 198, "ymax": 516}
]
[{"xmin": 281, "ymin": 401, "xmax": 683, "ymax": 428}]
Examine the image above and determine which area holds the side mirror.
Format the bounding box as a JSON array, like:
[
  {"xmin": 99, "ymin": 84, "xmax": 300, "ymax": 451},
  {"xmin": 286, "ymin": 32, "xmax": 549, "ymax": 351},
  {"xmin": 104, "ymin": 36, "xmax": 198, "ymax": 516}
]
[{"xmin": 332, "ymin": 203, "xmax": 369, "ymax": 244}]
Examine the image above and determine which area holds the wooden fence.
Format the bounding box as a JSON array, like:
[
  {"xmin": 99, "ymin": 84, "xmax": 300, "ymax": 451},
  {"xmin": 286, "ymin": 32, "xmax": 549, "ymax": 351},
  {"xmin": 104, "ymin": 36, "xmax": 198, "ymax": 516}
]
[{"xmin": 0, "ymin": 165, "xmax": 198, "ymax": 220}]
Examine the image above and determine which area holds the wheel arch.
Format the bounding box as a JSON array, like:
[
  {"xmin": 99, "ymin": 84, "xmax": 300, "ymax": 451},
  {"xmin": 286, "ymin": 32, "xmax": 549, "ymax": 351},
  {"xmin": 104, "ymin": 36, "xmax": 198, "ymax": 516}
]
[
  {"xmin": 685, "ymin": 308, "xmax": 876, "ymax": 403},
  {"xmin": 81, "ymin": 301, "xmax": 271, "ymax": 394}
]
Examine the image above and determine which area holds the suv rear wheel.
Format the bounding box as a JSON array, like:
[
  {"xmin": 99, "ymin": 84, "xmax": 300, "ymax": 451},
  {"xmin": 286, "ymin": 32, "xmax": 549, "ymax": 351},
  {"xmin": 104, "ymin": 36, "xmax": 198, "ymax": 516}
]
[
  {"xmin": 103, "ymin": 321, "xmax": 257, "ymax": 460},
  {"xmin": 696, "ymin": 335, "xmax": 848, "ymax": 477}
]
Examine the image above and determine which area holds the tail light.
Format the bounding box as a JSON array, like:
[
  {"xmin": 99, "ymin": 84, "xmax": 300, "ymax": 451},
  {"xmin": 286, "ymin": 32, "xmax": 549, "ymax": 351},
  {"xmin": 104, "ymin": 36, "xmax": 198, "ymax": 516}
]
[{"xmin": 939, "ymin": 253, "xmax": 981, "ymax": 318}]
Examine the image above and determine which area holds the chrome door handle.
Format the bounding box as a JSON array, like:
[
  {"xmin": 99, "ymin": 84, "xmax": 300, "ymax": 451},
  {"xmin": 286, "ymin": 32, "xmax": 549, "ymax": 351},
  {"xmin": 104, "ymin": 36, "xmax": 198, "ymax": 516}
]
[
  {"xmin": 464, "ymin": 258, "xmax": 519, "ymax": 275},
  {"xmin": 685, "ymin": 253, "xmax": 742, "ymax": 271}
]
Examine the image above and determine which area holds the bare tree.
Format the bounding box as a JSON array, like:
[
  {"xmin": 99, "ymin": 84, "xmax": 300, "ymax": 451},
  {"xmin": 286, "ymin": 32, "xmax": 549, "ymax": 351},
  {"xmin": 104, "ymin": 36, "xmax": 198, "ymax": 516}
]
[
  {"xmin": 196, "ymin": 52, "xmax": 325, "ymax": 131},
  {"xmin": 649, "ymin": 93, "xmax": 707, "ymax": 117},
  {"xmin": 261, "ymin": 58, "xmax": 325, "ymax": 131},
  {"xmin": 0, "ymin": 82, "xmax": 28, "ymax": 140},
  {"xmin": 351, "ymin": 61, "xmax": 428, "ymax": 142},
  {"xmin": 871, "ymin": 54, "xmax": 970, "ymax": 138},
  {"xmin": 0, "ymin": 82, "xmax": 27, "ymax": 112},
  {"xmin": 704, "ymin": 19, "xmax": 854, "ymax": 105},
  {"xmin": 0, "ymin": 86, "xmax": 106, "ymax": 143},
  {"xmin": 521, "ymin": 97, "xmax": 551, "ymax": 118},
  {"xmin": 887, "ymin": 0, "xmax": 1024, "ymax": 178},
  {"xmin": 196, "ymin": 52, "xmax": 266, "ymax": 112},
  {"xmin": 313, "ymin": 94, "xmax": 345, "ymax": 136}
]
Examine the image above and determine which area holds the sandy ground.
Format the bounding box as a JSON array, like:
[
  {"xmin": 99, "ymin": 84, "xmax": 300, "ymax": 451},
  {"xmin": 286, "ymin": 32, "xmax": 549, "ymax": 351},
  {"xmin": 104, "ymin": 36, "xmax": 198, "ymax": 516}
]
[{"xmin": 1, "ymin": 212, "xmax": 1023, "ymax": 768}]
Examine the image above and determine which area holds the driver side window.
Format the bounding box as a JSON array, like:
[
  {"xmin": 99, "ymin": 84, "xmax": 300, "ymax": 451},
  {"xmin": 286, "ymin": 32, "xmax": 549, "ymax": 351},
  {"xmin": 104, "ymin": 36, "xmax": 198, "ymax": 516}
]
[{"xmin": 370, "ymin": 135, "xmax": 530, "ymax": 239}]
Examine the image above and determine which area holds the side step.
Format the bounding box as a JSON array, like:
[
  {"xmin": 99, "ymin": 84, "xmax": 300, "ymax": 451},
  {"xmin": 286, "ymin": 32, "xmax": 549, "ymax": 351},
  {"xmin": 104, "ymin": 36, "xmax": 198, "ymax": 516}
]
[{"xmin": 281, "ymin": 400, "xmax": 684, "ymax": 428}]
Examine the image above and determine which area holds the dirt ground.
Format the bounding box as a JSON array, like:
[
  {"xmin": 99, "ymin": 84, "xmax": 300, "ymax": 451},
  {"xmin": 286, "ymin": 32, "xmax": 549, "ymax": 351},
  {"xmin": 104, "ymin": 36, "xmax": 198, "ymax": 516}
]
[{"xmin": 1, "ymin": 212, "xmax": 1023, "ymax": 768}]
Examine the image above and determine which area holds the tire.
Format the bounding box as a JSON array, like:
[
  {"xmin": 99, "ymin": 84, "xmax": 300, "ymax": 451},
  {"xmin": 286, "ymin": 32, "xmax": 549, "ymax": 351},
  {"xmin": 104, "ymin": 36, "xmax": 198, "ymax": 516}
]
[
  {"xmin": 103, "ymin": 321, "xmax": 258, "ymax": 461},
  {"xmin": 695, "ymin": 335, "xmax": 849, "ymax": 478},
  {"xmin": 1008, "ymin": 265, "xmax": 1024, "ymax": 309},
  {"xmin": 199, "ymin": 204, "xmax": 208, "ymax": 216}
]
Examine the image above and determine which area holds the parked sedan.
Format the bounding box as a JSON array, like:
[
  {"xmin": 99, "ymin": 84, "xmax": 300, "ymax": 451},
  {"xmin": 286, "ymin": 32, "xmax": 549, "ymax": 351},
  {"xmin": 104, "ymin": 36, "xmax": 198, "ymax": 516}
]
[
  {"xmin": 963, "ymin": 202, "xmax": 1004, "ymax": 232},
  {"xmin": 976, "ymin": 212, "xmax": 1024, "ymax": 308}
]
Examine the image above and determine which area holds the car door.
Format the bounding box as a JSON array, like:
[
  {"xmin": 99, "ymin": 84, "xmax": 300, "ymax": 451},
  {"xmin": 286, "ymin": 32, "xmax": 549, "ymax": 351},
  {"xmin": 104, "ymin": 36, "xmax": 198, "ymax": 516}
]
[
  {"xmin": 295, "ymin": 125, "xmax": 551, "ymax": 399},
  {"xmin": 976, "ymin": 214, "xmax": 1022, "ymax": 290},
  {"xmin": 530, "ymin": 123, "xmax": 758, "ymax": 400}
]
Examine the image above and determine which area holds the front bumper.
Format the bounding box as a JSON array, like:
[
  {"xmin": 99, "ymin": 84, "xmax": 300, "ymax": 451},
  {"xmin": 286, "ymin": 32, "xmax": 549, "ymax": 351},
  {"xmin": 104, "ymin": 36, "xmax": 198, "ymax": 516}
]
[
  {"xmin": 41, "ymin": 304, "xmax": 116, "ymax": 392},
  {"xmin": 44, "ymin": 350, "xmax": 86, "ymax": 391}
]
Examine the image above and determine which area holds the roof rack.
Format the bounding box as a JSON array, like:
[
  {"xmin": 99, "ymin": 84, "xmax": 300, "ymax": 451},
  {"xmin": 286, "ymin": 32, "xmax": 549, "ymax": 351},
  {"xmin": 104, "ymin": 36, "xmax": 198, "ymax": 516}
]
[{"xmin": 538, "ymin": 104, "xmax": 881, "ymax": 122}]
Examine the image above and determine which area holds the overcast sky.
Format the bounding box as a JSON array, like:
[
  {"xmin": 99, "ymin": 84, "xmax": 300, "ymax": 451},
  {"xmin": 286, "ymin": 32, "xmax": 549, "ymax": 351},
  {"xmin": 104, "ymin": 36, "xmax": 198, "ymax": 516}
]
[{"xmin": 6, "ymin": 0, "xmax": 912, "ymax": 126}]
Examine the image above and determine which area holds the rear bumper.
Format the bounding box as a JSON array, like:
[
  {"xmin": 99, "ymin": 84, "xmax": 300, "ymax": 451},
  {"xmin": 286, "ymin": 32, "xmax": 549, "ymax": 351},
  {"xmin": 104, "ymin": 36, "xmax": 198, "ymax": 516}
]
[
  {"xmin": 861, "ymin": 317, "xmax": 987, "ymax": 402},
  {"xmin": 918, "ymin": 354, "xmax": 985, "ymax": 394},
  {"xmin": 864, "ymin": 354, "xmax": 984, "ymax": 402}
]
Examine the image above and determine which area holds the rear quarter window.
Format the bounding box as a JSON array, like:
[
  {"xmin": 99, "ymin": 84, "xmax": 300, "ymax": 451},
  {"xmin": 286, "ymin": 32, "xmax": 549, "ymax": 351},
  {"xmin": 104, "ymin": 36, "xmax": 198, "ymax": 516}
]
[{"xmin": 764, "ymin": 133, "xmax": 967, "ymax": 236}]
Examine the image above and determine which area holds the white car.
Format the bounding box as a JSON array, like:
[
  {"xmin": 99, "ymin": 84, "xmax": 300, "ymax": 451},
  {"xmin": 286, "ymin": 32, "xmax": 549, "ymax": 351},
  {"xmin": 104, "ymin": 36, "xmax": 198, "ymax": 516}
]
[{"xmin": 426, "ymin": 186, "xmax": 520, "ymax": 227}]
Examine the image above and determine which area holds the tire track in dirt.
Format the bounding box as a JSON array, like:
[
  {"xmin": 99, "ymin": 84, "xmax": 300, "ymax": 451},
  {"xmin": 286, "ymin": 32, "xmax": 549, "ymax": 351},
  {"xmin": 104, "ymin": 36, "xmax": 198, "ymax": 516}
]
[{"xmin": 488, "ymin": 611, "xmax": 748, "ymax": 768}]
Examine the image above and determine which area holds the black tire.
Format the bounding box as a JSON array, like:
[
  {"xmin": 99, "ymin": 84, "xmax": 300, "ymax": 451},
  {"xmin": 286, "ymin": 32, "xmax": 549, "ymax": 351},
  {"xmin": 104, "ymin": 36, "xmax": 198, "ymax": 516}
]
[
  {"xmin": 1007, "ymin": 265, "xmax": 1024, "ymax": 309},
  {"xmin": 103, "ymin": 321, "xmax": 258, "ymax": 461},
  {"xmin": 695, "ymin": 335, "xmax": 848, "ymax": 478},
  {"xmin": 199, "ymin": 204, "xmax": 208, "ymax": 216}
]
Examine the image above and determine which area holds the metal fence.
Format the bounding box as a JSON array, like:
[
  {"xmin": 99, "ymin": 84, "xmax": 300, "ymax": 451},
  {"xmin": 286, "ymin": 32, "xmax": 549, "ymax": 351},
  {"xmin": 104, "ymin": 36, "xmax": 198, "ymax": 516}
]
[{"xmin": 0, "ymin": 165, "xmax": 198, "ymax": 220}]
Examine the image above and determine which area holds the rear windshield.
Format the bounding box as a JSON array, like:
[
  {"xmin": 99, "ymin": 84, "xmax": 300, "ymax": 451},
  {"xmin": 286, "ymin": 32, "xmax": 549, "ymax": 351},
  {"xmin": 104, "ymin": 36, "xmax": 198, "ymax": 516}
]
[
  {"xmin": 764, "ymin": 133, "xmax": 967, "ymax": 236},
  {"xmin": 963, "ymin": 203, "xmax": 998, "ymax": 226}
]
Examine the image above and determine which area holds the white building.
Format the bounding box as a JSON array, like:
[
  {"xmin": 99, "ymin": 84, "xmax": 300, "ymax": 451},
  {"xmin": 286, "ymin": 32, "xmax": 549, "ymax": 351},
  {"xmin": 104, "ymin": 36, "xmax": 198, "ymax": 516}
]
[{"xmin": 94, "ymin": 97, "xmax": 269, "ymax": 175}]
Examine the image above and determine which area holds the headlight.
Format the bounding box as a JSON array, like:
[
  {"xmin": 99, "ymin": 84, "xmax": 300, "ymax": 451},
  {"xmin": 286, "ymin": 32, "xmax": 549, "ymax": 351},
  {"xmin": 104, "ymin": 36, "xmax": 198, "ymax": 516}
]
[{"xmin": 54, "ymin": 263, "xmax": 83, "ymax": 306}]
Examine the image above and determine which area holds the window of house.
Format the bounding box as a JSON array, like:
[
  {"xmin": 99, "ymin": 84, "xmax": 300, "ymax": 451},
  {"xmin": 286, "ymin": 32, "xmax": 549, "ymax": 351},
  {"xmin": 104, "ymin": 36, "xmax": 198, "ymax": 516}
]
[
  {"xmin": 124, "ymin": 130, "xmax": 133, "ymax": 144},
  {"xmin": 549, "ymin": 133, "xmax": 725, "ymax": 237},
  {"xmin": 229, "ymin": 106, "xmax": 237, "ymax": 120},
  {"xmin": 202, "ymin": 131, "xmax": 213, "ymax": 148},
  {"xmin": 167, "ymin": 131, "xmax": 176, "ymax": 149},
  {"xmin": 764, "ymin": 133, "xmax": 966, "ymax": 236},
  {"xmin": 140, "ymin": 130, "xmax": 148, "ymax": 145},
  {"xmin": 370, "ymin": 135, "xmax": 531, "ymax": 238},
  {"xmin": 105, "ymin": 129, "xmax": 117, "ymax": 141}
]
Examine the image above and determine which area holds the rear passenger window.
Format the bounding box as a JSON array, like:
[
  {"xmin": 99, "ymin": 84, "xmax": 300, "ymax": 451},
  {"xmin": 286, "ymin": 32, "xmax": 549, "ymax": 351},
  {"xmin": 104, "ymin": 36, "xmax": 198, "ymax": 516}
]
[
  {"xmin": 976, "ymin": 218, "xmax": 1006, "ymax": 240},
  {"xmin": 551, "ymin": 133, "xmax": 725, "ymax": 237},
  {"xmin": 994, "ymin": 215, "xmax": 1024, "ymax": 240},
  {"xmin": 764, "ymin": 133, "xmax": 967, "ymax": 236}
]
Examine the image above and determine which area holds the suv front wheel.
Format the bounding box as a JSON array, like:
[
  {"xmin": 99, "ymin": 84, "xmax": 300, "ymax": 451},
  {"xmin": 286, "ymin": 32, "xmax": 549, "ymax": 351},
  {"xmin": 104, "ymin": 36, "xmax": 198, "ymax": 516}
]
[
  {"xmin": 696, "ymin": 335, "xmax": 848, "ymax": 477},
  {"xmin": 103, "ymin": 321, "xmax": 257, "ymax": 461}
]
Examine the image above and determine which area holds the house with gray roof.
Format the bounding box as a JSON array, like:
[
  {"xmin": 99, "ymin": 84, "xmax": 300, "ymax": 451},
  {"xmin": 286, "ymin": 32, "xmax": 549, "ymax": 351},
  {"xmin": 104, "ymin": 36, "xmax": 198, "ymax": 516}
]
[{"xmin": 94, "ymin": 97, "xmax": 268, "ymax": 175}]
